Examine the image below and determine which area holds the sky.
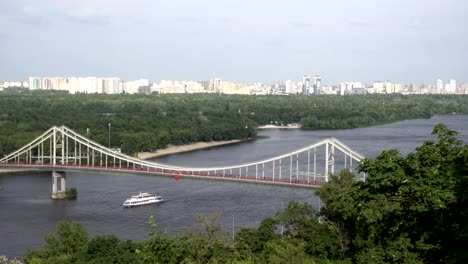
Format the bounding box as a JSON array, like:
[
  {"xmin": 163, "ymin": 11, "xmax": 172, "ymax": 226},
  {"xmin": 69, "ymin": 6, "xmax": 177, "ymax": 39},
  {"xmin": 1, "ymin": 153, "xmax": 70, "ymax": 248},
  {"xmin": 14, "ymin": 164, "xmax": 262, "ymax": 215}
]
[{"xmin": 0, "ymin": 0, "xmax": 467, "ymax": 85}]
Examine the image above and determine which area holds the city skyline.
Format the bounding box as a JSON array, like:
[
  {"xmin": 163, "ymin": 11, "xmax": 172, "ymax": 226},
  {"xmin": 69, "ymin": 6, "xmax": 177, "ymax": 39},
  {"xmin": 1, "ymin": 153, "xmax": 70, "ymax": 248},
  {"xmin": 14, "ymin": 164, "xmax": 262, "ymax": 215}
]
[
  {"xmin": 1, "ymin": 74, "xmax": 465, "ymax": 88},
  {"xmin": 2, "ymin": 75, "xmax": 467, "ymax": 96},
  {"xmin": 0, "ymin": 0, "xmax": 467, "ymax": 84}
]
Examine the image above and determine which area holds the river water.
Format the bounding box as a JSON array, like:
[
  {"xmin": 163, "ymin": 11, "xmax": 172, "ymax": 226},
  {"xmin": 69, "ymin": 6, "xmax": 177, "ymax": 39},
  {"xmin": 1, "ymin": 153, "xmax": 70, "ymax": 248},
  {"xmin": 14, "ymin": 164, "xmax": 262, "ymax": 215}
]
[{"xmin": 1, "ymin": 115, "xmax": 467, "ymax": 258}]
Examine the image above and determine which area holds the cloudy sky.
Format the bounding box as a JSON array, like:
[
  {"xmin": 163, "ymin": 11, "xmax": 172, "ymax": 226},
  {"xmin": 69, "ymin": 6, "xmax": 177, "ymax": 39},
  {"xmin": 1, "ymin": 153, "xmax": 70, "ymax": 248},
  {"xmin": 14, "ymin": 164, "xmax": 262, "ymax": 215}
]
[{"xmin": 0, "ymin": 0, "xmax": 467, "ymax": 84}]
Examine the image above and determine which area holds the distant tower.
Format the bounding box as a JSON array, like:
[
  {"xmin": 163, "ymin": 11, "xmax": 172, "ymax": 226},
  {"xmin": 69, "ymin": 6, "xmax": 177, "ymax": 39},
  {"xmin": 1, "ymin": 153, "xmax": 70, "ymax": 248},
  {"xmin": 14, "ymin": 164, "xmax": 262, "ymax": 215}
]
[
  {"xmin": 302, "ymin": 75, "xmax": 311, "ymax": 95},
  {"xmin": 313, "ymin": 75, "xmax": 321, "ymax": 95}
]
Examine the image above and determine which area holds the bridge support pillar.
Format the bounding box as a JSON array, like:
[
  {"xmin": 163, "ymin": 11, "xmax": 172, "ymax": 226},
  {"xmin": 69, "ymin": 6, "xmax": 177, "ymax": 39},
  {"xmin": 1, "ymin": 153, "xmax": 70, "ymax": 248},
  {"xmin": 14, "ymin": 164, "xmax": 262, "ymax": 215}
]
[{"xmin": 52, "ymin": 171, "xmax": 67, "ymax": 200}]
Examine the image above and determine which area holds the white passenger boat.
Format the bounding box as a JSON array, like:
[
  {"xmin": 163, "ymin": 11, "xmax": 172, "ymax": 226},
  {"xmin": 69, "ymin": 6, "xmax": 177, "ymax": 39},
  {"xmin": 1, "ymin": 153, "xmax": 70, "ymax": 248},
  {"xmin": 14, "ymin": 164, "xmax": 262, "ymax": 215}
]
[{"xmin": 123, "ymin": 192, "xmax": 163, "ymax": 208}]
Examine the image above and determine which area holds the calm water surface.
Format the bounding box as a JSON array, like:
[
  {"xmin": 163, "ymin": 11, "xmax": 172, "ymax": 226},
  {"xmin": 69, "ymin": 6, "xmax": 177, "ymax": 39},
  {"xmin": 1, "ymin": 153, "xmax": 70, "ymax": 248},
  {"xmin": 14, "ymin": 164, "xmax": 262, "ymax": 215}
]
[{"xmin": 1, "ymin": 115, "xmax": 467, "ymax": 258}]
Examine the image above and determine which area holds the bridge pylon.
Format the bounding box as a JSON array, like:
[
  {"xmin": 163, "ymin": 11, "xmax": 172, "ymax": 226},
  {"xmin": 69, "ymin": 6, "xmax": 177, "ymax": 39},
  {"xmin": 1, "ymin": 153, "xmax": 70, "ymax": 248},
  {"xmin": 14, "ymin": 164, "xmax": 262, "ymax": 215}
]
[{"xmin": 51, "ymin": 171, "xmax": 66, "ymax": 199}]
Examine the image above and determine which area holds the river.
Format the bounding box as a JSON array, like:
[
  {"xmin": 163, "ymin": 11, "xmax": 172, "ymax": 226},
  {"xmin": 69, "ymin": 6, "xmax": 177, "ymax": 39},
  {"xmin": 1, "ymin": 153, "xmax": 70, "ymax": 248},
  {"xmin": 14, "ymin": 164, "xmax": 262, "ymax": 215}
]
[{"xmin": 1, "ymin": 115, "xmax": 467, "ymax": 258}]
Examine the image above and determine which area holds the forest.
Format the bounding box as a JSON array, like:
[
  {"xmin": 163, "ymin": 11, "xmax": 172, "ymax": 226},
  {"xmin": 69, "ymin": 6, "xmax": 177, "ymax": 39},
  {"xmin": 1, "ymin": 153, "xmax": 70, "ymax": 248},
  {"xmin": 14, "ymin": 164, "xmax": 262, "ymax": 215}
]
[
  {"xmin": 1, "ymin": 90, "xmax": 468, "ymax": 157},
  {"xmin": 2, "ymin": 124, "xmax": 466, "ymax": 263}
]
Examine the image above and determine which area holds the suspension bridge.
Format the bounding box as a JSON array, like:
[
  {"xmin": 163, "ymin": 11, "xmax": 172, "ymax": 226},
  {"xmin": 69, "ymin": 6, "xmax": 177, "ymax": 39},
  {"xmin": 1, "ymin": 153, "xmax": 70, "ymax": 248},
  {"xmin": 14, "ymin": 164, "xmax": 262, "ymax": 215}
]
[{"xmin": 0, "ymin": 126, "xmax": 365, "ymax": 198}]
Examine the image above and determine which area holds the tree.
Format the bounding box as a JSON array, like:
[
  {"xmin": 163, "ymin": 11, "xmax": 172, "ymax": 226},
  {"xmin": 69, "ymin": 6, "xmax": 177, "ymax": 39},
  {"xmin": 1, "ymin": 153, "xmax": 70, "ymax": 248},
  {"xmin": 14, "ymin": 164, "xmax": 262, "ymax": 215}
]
[
  {"xmin": 314, "ymin": 169, "xmax": 357, "ymax": 259},
  {"xmin": 83, "ymin": 235, "xmax": 141, "ymax": 264},
  {"xmin": 177, "ymin": 211, "xmax": 233, "ymax": 263},
  {"xmin": 275, "ymin": 201, "xmax": 316, "ymax": 238},
  {"xmin": 316, "ymin": 124, "xmax": 468, "ymax": 263},
  {"xmin": 141, "ymin": 235, "xmax": 181, "ymax": 264},
  {"xmin": 260, "ymin": 238, "xmax": 313, "ymax": 264},
  {"xmin": 24, "ymin": 221, "xmax": 88, "ymax": 263}
]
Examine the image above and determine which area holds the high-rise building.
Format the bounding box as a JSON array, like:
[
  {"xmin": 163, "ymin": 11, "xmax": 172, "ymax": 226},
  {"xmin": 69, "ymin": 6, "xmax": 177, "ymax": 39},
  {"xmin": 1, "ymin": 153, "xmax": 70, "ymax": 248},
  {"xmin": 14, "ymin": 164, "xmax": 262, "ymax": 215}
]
[
  {"xmin": 209, "ymin": 78, "xmax": 222, "ymax": 93},
  {"xmin": 102, "ymin": 78, "xmax": 121, "ymax": 94},
  {"xmin": 302, "ymin": 75, "xmax": 310, "ymax": 95},
  {"xmin": 385, "ymin": 81, "xmax": 393, "ymax": 94},
  {"xmin": 436, "ymin": 79, "xmax": 444, "ymax": 93},
  {"xmin": 393, "ymin": 83, "xmax": 404, "ymax": 93},
  {"xmin": 449, "ymin": 79, "xmax": 457, "ymax": 93},
  {"xmin": 285, "ymin": 80, "xmax": 292, "ymax": 94},
  {"xmin": 29, "ymin": 77, "xmax": 42, "ymax": 90},
  {"xmin": 198, "ymin": 80, "xmax": 210, "ymax": 91},
  {"xmin": 313, "ymin": 75, "xmax": 321, "ymax": 95},
  {"xmin": 123, "ymin": 79, "xmax": 147, "ymax": 94},
  {"xmin": 339, "ymin": 82, "xmax": 349, "ymax": 95},
  {"xmin": 444, "ymin": 83, "xmax": 451, "ymax": 93},
  {"xmin": 371, "ymin": 81, "xmax": 384, "ymax": 94}
]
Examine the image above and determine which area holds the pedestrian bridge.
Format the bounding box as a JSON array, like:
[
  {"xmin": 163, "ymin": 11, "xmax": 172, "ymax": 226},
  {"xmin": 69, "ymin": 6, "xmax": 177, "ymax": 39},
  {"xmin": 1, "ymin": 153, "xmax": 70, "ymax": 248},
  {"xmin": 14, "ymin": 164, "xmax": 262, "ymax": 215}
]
[{"xmin": 0, "ymin": 126, "xmax": 365, "ymax": 197}]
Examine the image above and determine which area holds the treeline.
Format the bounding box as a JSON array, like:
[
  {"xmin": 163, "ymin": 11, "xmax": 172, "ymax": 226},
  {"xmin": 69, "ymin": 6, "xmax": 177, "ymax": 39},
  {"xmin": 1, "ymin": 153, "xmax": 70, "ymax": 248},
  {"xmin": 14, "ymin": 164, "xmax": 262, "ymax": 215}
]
[
  {"xmin": 16, "ymin": 125, "xmax": 468, "ymax": 263},
  {"xmin": 1, "ymin": 90, "xmax": 467, "ymax": 156}
]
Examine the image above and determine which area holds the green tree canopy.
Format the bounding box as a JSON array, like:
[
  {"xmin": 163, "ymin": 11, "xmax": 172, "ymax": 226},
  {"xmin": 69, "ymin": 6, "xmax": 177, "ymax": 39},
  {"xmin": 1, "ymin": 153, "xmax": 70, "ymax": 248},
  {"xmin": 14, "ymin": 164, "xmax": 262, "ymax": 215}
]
[{"xmin": 317, "ymin": 124, "xmax": 468, "ymax": 263}]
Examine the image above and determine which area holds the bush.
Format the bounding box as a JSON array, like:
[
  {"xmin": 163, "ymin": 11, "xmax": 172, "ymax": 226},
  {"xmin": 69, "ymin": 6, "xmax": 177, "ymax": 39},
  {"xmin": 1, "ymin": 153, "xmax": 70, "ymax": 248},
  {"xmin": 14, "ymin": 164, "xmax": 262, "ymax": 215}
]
[{"xmin": 66, "ymin": 188, "xmax": 77, "ymax": 200}]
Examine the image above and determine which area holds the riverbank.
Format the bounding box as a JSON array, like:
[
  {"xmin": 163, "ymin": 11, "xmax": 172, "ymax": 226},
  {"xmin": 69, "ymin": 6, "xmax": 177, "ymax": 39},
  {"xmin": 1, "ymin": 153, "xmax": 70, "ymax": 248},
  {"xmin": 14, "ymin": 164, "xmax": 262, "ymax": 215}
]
[{"xmin": 138, "ymin": 139, "xmax": 245, "ymax": 159}]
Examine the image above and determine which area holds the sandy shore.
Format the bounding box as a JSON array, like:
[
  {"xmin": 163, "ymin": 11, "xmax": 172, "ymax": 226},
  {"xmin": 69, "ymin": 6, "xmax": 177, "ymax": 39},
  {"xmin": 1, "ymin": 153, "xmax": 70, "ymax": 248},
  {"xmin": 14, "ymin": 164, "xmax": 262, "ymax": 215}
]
[
  {"xmin": 138, "ymin": 139, "xmax": 244, "ymax": 160},
  {"xmin": 257, "ymin": 124, "xmax": 301, "ymax": 129}
]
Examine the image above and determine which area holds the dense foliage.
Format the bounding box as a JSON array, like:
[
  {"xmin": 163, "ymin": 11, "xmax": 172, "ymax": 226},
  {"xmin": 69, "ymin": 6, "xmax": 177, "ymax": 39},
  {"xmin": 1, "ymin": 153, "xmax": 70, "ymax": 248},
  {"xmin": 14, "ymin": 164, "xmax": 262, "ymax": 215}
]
[
  {"xmin": 19, "ymin": 125, "xmax": 468, "ymax": 263},
  {"xmin": 316, "ymin": 124, "xmax": 468, "ymax": 263},
  {"xmin": 1, "ymin": 90, "xmax": 467, "ymax": 156}
]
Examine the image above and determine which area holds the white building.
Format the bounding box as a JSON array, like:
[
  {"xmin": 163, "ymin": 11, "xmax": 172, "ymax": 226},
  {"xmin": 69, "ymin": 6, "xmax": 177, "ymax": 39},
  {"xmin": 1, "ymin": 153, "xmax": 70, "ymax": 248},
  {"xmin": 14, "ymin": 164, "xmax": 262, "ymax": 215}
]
[
  {"xmin": 320, "ymin": 85, "xmax": 336, "ymax": 95},
  {"xmin": 384, "ymin": 81, "xmax": 393, "ymax": 94},
  {"xmin": 436, "ymin": 79, "xmax": 444, "ymax": 93},
  {"xmin": 448, "ymin": 79, "xmax": 457, "ymax": 94},
  {"xmin": 29, "ymin": 77, "xmax": 41, "ymax": 90},
  {"xmin": 219, "ymin": 80, "xmax": 249, "ymax": 94},
  {"xmin": 368, "ymin": 81, "xmax": 384, "ymax": 94},
  {"xmin": 152, "ymin": 80, "xmax": 203, "ymax": 94},
  {"xmin": 154, "ymin": 80, "xmax": 184, "ymax": 94},
  {"xmin": 81, "ymin": 77, "xmax": 98, "ymax": 93},
  {"xmin": 313, "ymin": 75, "xmax": 321, "ymax": 95},
  {"xmin": 302, "ymin": 75, "xmax": 311, "ymax": 95},
  {"xmin": 101, "ymin": 78, "xmax": 121, "ymax": 94},
  {"xmin": 209, "ymin": 78, "xmax": 222, "ymax": 93},
  {"xmin": 285, "ymin": 80, "xmax": 292, "ymax": 94},
  {"xmin": 444, "ymin": 83, "xmax": 451, "ymax": 93},
  {"xmin": 122, "ymin": 79, "xmax": 147, "ymax": 94},
  {"xmin": 339, "ymin": 82, "xmax": 363, "ymax": 95},
  {"xmin": 393, "ymin": 83, "xmax": 404, "ymax": 93},
  {"xmin": 27, "ymin": 76, "xmax": 126, "ymax": 94}
]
